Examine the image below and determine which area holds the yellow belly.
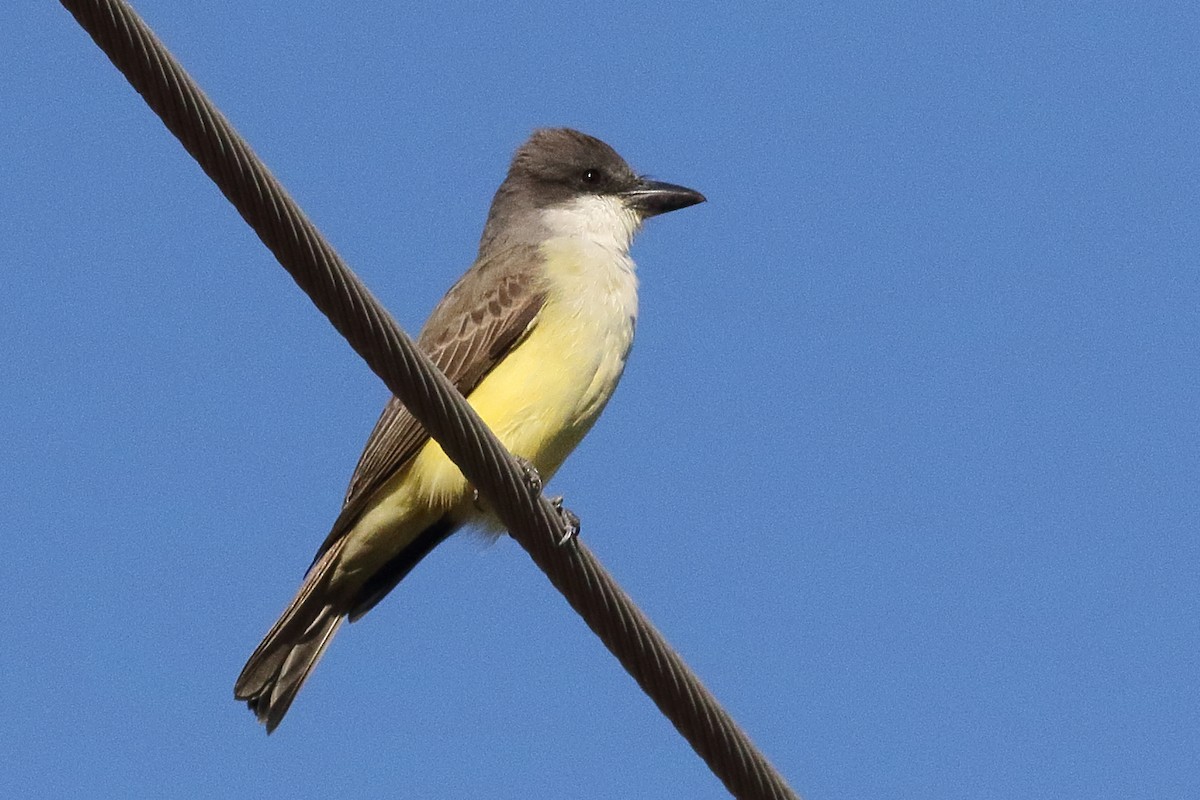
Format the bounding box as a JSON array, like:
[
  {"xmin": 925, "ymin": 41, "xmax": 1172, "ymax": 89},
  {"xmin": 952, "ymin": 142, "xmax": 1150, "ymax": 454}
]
[{"xmin": 408, "ymin": 286, "xmax": 632, "ymax": 507}]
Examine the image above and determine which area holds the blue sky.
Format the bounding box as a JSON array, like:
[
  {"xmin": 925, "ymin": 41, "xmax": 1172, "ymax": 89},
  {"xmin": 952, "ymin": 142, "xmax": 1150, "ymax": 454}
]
[{"xmin": 4, "ymin": 2, "xmax": 1197, "ymax": 798}]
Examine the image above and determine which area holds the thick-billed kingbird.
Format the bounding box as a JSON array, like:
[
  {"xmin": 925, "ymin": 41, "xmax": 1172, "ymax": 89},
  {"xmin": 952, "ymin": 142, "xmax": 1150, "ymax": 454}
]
[{"xmin": 235, "ymin": 128, "xmax": 704, "ymax": 731}]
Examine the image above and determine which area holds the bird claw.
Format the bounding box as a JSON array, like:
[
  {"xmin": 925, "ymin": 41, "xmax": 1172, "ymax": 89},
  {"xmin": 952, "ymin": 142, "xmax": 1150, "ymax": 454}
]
[
  {"xmin": 549, "ymin": 495, "xmax": 580, "ymax": 546},
  {"xmin": 514, "ymin": 456, "xmax": 543, "ymax": 493}
]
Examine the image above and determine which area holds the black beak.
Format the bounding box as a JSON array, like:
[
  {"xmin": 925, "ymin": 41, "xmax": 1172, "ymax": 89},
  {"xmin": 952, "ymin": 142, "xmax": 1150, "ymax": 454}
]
[{"xmin": 622, "ymin": 179, "xmax": 706, "ymax": 218}]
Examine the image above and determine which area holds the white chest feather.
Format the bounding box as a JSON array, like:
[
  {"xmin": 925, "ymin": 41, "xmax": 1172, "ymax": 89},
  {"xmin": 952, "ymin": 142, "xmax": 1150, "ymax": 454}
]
[
  {"xmin": 537, "ymin": 193, "xmax": 641, "ymax": 418},
  {"xmin": 537, "ymin": 193, "xmax": 641, "ymax": 343}
]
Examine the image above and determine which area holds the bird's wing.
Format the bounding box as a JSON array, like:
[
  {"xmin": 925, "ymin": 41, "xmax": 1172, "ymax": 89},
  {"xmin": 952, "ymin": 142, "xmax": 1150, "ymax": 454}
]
[{"xmin": 311, "ymin": 243, "xmax": 546, "ymax": 563}]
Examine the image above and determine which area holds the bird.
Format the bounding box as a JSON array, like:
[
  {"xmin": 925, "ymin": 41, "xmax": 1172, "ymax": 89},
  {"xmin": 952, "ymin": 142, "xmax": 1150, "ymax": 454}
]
[{"xmin": 235, "ymin": 127, "xmax": 705, "ymax": 731}]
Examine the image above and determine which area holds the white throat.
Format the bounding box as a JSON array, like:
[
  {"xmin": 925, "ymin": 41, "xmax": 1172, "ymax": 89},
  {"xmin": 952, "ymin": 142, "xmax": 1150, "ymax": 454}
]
[
  {"xmin": 538, "ymin": 194, "xmax": 642, "ymax": 256},
  {"xmin": 534, "ymin": 192, "xmax": 641, "ymax": 347}
]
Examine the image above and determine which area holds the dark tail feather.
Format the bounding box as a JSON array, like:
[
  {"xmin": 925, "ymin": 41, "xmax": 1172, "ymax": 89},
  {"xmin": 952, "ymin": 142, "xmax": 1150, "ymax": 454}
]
[
  {"xmin": 234, "ymin": 539, "xmax": 347, "ymax": 733},
  {"xmin": 235, "ymin": 516, "xmax": 457, "ymax": 731}
]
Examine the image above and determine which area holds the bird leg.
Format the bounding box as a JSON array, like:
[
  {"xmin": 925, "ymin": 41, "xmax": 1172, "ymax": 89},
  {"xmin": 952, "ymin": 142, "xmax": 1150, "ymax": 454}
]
[
  {"xmin": 548, "ymin": 496, "xmax": 580, "ymax": 546},
  {"xmin": 513, "ymin": 456, "xmax": 543, "ymax": 493}
]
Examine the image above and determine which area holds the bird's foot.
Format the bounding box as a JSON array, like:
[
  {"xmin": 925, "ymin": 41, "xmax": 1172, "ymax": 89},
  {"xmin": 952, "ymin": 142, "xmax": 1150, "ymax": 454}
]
[
  {"xmin": 513, "ymin": 456, "xmax": 543, "ymax": 494},
  {"xmin": 495, "ymin": 458, "xmax": 577, "ymax": 544},
  {"xmin": 548, "ymin": 495, "xmax": 580, "ymax": 546}
]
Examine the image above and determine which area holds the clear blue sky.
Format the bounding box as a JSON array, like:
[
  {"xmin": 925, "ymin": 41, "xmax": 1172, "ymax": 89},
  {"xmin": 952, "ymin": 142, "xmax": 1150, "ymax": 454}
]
[{"xmin": 4, "ymin": 3, "xmax": 1197, "ymax": 798}]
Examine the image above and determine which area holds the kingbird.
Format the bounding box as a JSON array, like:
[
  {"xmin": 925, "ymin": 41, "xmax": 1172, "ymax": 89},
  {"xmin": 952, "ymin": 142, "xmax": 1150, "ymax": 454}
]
[{"xmin": 235, "ymin": 128, "xmax": 704, "ymax": 731}]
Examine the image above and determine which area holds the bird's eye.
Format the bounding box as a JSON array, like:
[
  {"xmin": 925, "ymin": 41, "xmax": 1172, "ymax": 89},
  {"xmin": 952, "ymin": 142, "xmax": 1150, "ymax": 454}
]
[{"xmin": 581, "ymin": 169, "xmax": 600, "ymax": 185}]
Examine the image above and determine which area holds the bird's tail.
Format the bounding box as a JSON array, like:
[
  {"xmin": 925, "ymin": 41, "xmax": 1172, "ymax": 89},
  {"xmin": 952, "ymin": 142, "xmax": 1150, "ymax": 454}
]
[{"xmin": 234, "ymin": 538, "xmax": 347, "ymax": 733}]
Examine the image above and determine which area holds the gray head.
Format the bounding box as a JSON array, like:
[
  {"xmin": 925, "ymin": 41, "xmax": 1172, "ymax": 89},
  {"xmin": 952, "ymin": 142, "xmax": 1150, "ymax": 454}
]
[{"xmin": 479, "ymin": 128, "xmax": 705, "ymax": 253}]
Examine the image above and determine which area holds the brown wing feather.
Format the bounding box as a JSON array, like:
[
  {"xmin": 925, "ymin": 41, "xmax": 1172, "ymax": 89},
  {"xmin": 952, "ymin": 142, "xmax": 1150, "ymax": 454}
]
[{"xmin": 310, "ymin": 244, "xmax": 545, "ymax": 563}]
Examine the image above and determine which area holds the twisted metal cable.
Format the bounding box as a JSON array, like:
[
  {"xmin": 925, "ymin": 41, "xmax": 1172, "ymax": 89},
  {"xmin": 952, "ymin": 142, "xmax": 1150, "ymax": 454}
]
[{"xmin": 57, "ymin": 2, "xmax": 801, "ymax": 798}]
